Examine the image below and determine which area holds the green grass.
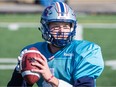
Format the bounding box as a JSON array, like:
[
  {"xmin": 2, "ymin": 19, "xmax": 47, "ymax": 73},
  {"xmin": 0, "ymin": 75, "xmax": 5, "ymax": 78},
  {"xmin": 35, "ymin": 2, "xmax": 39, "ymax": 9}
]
[
  {"xmin": 77, "ymin": 14, "xmax": 116, "ymax": 23},
  {"xmin": 0, "ymin": 70, "xmax": 13, "ymax": 86},
  {"xmin": 0, "ymin": 14, "xmax": 116, "ymax": 23},
  {"xmin": 0, "ymin": 28, "xmax": 43, "ymax": 58},
  {"xmin": 0, "ymin": 14, "xmax": 116, "ymax": 86},
  {"xmin": 97, "ymin": 66, "xmax": 116, "ymax": 86},
  {"xmin": 0, "ymin": 14, "xmax": 41, "ymax": 22}
]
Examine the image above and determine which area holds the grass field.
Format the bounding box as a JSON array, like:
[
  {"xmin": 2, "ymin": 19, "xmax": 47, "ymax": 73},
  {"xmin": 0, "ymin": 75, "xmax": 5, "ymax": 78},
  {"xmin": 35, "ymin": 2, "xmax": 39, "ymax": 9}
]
[{"xmin": 0, "ymin": 14, "xmax": 116, "ymax": 86}]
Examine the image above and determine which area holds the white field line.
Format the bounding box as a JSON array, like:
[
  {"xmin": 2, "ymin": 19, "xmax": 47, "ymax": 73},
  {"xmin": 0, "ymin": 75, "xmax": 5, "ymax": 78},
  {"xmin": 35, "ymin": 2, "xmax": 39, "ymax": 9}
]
[
  {"xmin": 0, "ymin": 58, "xmax": 17, "ymax": 63},
  {"xmin": 0, "ymin": 22, "xmax": 38, "ymax": 29},
  {"xmin": 0, "ymin": 58, "xmax": 17, "ymax": 70},
  {"xmin": 82, "ymin": 23, "xmax": 116, "ymax": 29},
  {"xmin": 0, "ymin": 22, "xmax": 116, "ymax": 29},
  {"xmin": 0, "ymin": 58, "xmax": 116, "ymax": 70},
  {"xmin": 0, "ymin": 65, "xmax": 16, "ymax": 70},
  {"xmin": 105, "ymin": 60, "xmax": 116, "ymax": 70}
]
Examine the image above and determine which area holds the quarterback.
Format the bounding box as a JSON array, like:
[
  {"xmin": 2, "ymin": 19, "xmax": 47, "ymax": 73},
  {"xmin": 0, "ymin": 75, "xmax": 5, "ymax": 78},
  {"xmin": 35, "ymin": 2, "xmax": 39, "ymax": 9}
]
[{"xmin": 7, "ymin": 1, "xmax": 104, "ymax": 87}]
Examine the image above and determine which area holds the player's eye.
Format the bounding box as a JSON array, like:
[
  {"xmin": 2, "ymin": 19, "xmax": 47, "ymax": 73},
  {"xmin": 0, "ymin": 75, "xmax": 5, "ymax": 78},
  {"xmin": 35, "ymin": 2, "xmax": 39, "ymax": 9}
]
[{"xmin": 50, "ymin": 25, "xmax": 70, "ymax": 31}]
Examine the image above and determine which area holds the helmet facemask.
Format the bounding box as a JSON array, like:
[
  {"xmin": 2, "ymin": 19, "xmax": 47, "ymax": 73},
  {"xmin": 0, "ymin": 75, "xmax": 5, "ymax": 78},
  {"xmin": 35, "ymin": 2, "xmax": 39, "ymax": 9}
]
[{"xmin": 40, "ymin": 20, "xmax": 76, "ymax": 47}]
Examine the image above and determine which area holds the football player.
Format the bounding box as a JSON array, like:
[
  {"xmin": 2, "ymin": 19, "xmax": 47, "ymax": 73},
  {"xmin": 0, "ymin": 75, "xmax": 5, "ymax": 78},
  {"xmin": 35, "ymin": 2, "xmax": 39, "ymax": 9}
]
[{"xmin": 7, "ymin": 1, "xmax": 104, "ymax": 87}]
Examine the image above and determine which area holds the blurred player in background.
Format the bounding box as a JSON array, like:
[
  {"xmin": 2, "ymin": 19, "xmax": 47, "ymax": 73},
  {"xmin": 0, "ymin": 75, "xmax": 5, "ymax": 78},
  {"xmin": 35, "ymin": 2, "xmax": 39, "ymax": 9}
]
[{"xmin": 7, "ymin": 1, "xmax": 104, "ymax": 87}]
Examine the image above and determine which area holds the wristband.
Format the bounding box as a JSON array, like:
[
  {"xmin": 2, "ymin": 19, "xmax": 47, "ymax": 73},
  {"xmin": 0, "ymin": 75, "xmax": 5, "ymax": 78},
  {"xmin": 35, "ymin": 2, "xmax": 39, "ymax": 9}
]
[{"xmin": 47, "ymin": 75, "xmax": 54, "ymax": 82}]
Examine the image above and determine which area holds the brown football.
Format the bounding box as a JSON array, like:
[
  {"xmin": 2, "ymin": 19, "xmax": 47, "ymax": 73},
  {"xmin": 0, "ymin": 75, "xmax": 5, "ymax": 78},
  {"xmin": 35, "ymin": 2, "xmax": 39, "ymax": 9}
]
[{"xmin": 21, "ymin": 47, "xmax": 42, "ymax": 85}]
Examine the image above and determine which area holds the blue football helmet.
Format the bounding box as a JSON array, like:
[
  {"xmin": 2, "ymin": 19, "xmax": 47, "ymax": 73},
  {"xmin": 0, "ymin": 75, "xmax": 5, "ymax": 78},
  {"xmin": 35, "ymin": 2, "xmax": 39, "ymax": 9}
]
[{"xmin": 39, "ymin": 2, "xmax": 77, "ymax": 47}]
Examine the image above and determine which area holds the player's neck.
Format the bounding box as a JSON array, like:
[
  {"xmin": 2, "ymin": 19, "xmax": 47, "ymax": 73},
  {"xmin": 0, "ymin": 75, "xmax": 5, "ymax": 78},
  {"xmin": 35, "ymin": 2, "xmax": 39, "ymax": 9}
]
[{"xmin": 48, "ymin": 44, "xmax": 62, "ymax": 54}]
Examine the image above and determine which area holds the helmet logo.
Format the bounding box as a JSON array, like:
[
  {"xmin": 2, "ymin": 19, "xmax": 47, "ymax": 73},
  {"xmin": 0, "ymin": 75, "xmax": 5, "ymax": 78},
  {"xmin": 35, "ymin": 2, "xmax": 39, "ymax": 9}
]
[{"xmin": 43, "ymin": 6, "xmax": 53, "ymax": 16}]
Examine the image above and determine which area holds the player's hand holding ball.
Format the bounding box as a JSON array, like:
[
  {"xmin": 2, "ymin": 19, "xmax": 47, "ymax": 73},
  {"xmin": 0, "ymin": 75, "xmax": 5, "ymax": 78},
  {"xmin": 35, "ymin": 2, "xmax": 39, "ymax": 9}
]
[{"xmin": 18, "ymin": 47, "xmax": 46, "ymax": 85}]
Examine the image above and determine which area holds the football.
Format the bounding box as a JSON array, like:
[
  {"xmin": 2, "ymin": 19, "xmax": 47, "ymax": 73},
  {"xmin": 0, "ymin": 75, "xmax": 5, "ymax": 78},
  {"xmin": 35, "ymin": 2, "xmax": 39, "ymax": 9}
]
[{"xmin": 21, "ymin": 47, "xmax": 42, "ymax": 85}]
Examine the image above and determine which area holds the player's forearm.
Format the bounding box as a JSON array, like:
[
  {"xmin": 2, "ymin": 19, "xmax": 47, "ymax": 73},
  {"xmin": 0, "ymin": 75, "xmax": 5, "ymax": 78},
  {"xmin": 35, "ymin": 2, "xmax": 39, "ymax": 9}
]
[{"xmin": 48, "ymin": 76, "xmax": 59, "ymax": 87}]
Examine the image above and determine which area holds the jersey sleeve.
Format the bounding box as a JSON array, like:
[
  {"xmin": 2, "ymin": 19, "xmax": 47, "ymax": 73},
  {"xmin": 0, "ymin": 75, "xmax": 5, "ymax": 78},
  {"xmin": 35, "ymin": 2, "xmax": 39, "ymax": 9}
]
[{"xmin": 73, "ymin": 43, "xmax": 104, "ymax": 81}]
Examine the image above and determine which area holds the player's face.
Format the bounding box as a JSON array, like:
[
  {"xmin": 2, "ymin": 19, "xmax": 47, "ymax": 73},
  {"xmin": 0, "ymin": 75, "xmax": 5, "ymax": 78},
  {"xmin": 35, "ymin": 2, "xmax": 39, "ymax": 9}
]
[{"xmin": 49, "ymin": 22, "xmax": 71, "ymax": 39}]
